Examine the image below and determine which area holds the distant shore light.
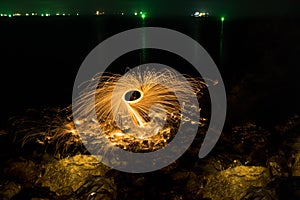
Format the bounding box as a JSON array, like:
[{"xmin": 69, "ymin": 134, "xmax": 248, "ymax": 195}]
[
  {"xmin": 193, "ymin": 11, "xmax": 209, "ymax": 18},
  {"xmin": 96, "ymin": 10, "xmax": 104, "ymax": 15},
  {"xmin": 141, "ymin": 13, "xmax": 146, "ymax": 19}
]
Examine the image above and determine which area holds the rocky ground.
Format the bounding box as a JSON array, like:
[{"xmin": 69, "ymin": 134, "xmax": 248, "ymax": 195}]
[{"xmin": 1, "ymin": 109, "xmax": 300, "ymax": 200}]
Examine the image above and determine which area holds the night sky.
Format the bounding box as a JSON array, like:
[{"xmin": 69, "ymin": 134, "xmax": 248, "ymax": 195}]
[{"xmin": 0, "ymin": 0, "xmax": 299, "ymax": 17}]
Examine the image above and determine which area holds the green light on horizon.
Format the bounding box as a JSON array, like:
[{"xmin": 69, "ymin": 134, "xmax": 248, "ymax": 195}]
[
  {"xmin": 8, "ymin": 14, "xmax": 12, "ymax": 18},
  {"xmin": 141, "ymin": 13, "xmax": 146, "ymax": 19},
  {"xmin": 221, "ymin": 16, "xmax": 225, "ymax": 22}
]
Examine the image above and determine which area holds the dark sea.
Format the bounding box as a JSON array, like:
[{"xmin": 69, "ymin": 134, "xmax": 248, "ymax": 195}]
[
  {"xmin": 1, "ymin": 15, "xmax": 300, "ymax": 200},
  {"xmin": 0, "ymin": 15, "xmax": 299, "ymax": 127}
]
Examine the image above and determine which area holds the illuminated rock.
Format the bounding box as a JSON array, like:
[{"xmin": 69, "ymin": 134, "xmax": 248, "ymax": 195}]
[
  {"xmin": 38, "ymin": 155, "xmax": 113, "ymax": 195},
  {"xmin": 203, "ymin": 166, "xmax": 271, "ymax": 200}
]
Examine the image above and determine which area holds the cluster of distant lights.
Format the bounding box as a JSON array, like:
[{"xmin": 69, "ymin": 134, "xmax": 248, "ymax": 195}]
[
  {"xmin": 192, "ymin": 11, "xmax": 225, "ymax": 21},
  {"xmin": 134, "ymin": 11, "xmax": 147, "ymax": 19},
  {"xmin": 192, "ymin": 11, "xmax": 209, "ymax": 17},
  {"xmin": 96, "ymin": 10, "xmax": 147, "ymax": 19},
  {"xmin": 0, "ymin": 13, "xmax": 79, "ymax": 17},
  {"xmin": 95, "ymin": 11, "xmax": 105, "ymax": 15},
  {"xmin": 0, "ymin": 11, "xmax": 224, "ymax": 21},
  {"xmin": 0, "ymin": 11, "xmax": 147, "ymax": 19}
]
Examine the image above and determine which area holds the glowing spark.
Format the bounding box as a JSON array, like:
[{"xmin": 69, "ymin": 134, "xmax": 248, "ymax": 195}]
[{"xmin": 73, "ymin": 67, "xmax": 207, "ymax": 153}]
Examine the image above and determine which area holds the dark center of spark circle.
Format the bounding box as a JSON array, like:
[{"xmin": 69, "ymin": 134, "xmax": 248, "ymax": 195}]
[{"xmin": 124, "ymin": 90, "xmax": 142, "ymax": 102}]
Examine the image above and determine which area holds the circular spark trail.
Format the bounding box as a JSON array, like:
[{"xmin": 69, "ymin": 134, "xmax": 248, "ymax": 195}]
[{"xmin": 73, "ymin": 66, "xmax": 206, "ymax": 153}]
